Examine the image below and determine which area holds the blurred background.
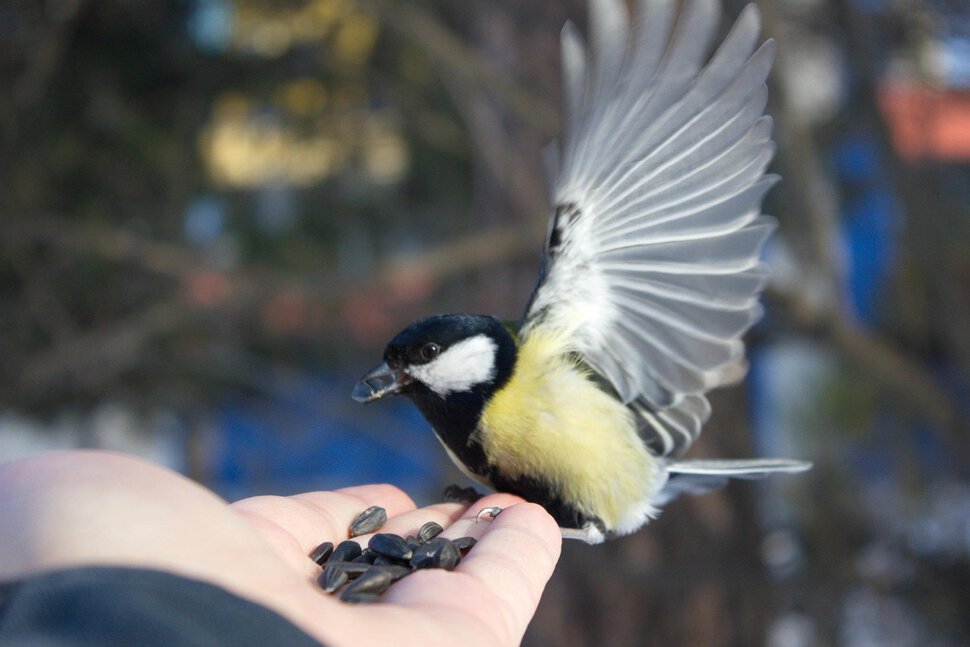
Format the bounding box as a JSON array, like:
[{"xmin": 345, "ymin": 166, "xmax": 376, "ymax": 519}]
[{"xmin": 2, "ymin": 0, "xmax": 969, "ymax": 644}]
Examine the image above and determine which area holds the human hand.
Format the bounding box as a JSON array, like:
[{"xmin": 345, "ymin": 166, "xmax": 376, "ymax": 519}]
[{"xmin": 0, "ymin": 451, "xmax": 561, "ymax": 647}]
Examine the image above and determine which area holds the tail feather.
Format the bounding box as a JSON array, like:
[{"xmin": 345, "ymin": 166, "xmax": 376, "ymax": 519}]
[
  {"xmin": 666, "ymin": 458, "xmax": 812, "ymax": 477},
  {"xmin": 654, "ymin": 458, "xmax": 811, "ymax": 506}
]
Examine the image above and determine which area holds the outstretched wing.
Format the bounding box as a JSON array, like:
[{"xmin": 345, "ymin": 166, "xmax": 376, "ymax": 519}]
[{"xmin": 522, "ymin": 0, "xmax": 777, "ymax": 456}]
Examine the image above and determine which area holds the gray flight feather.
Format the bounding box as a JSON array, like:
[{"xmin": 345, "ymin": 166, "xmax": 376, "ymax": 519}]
[{"xmin": 522, "ymin": 0, "xmax": 778, "ymax": 457}]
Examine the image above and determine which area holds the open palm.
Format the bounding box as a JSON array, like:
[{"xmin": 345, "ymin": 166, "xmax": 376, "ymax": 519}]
[{"xmin": 0, "ymin": 452, "xmax": 561, "ymax": 647}]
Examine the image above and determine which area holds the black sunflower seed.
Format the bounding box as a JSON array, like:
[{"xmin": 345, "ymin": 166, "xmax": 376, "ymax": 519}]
[
  {"xmin": 309, "ymin": 541, "xmax": 334, "ymax": 566},
  {"xmin": 332, "ymin": 562, "xmax": 374, "ymax": 577},
  {"xmin": 349, "ymin": 506, "xmax": 388, "ymax": 537},
  {"xmin": 341, "ymin": 566, "xmax": 392, "ymax": 597},
  {"xmin": 417, "ymin": 521, "xmax": 444, "ymax": 543},
  {"xmin": 318, "ymin": 564, "xmax": 349, "ymax": 593},
  {"xmin": 411, "ymin": 536, "xmax": 461, "ymax": 570},
  {"xmin": 452, "ymin": 536, "xmax": 477, "ymax": 552},
  {"xmin": 339, "ymin": 592, "xmax": 382, "ymax": 604},
  {"xmin": 351, "ymin": 550, "xmax": 378, "ymax": 564},
  {"xmin": 329, "ymin": 540, "xmax": 363, "ymax": 563},
  {"xmin": 368, "ymin": 533, "xmax": 413, "ymax": 561},
  {"xmin": 379, "ymin": 564, "xmax": 412, "ymax": 582}
]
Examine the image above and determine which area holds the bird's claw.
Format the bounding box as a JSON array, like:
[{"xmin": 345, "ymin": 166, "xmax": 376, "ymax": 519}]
[{"xmin": 475, "ymin": 506, "xmax": 503, "ymax": 523}]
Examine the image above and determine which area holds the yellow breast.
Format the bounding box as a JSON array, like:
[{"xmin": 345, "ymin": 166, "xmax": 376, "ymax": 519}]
[{"xmin": 477, "ymin": 328, "xmax": 663, "ymax": 533}]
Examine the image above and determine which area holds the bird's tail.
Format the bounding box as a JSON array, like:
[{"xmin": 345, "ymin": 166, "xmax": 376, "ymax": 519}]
[{"xmin": 655, "ymin": 458, "xmax": 811, "ymax": 506}]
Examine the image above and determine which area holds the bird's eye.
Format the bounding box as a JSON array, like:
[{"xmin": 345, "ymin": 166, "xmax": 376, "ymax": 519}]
[{"xmin": 420, "ymin": 343, "xmax": 440, "ymax": 361}]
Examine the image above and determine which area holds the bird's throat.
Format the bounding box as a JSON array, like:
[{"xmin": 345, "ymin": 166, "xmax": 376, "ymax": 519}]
[{"xmin": 408, "ymin": 388, "xmax": 492, "ymax": 478}]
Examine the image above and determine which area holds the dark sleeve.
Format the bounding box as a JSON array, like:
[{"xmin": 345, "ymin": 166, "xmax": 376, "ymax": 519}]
[{"xmin": 0, "ymin": 566, "xmax": 325, "ymax": 647}]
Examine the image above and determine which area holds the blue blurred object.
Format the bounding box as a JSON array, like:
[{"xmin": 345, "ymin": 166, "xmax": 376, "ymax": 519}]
[
  {"xmin": 940, "ymin": 36, "xmax": 970, "ymax": 88},
  {"xmin": 204, "ymin": 371, "xmax": 442, "ymax": 503},
  {"xmin": 183, "ymin": 195, "xmax": 227, "ymax": 246},
  {"xmin": 833, "ymin": 133, "xmax": 900, "ymax": 325},
  {"xmin": 188, "ymin": 0, "xmax": 233, "ymax": 54}
]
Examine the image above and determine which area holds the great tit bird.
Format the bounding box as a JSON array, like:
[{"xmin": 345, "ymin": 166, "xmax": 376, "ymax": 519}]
[{"xmin": 353, "ymin": 0, "xmax": 810, "ymax": 543}]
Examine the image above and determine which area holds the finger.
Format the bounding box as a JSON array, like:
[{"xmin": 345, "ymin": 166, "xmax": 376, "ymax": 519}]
[
  {"xmin": 455, "ymin": 501, "xmax": 561, "ymax": 592},
  {"xmin": 349, "ymin": 492, "xmax": 526, "ymax": 545},
  {"xmin": 437, "ymin": 493, "xmax": 531, "ymax": 540},
  {"xmin": 355, "ymin": 501, "xmax": 465, "ymax": 541},
  {"xmin": 383, "ymin": 502, "xmax": 561, "ymax": 645},
  {"xmin": 232, "ymin": 484, "xmax": 416, "ymax": 560}
]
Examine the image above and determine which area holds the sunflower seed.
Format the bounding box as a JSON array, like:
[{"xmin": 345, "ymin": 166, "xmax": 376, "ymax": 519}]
[
  {"xmin": 452, "ymin": 536, "xmax": 477, "ymax": 552},
  {"xmin": 339, "ymin": 592, "xmax": 382, "ymax": 604},
  {"xmin": 417, "ymin": 521, "xmax": 444, "ymax": 543},
  {"xmin": 337, "ymin": 562, "xmax": 373, "ymax": 579},
  {"xmin": 308, "ymin": 541, "xmax": 334, "ymax": 565},
  {"xmin": 379, "ymin": 564, "xmax": 412, "ymax": 582},
  {"xmin": 368, "ymin": 533, "xmax": 413, "ymax": 561},
  {"xmin": 411, "ymin": 536, "xmax": 461, "ymax": 570},
  {"xmin": 349, "ymin": 506, "xmax": 388, "ymax": 537},
  {"xmin": 333, "ymin": 561, "xmax": 374, "ymax": 577},
  {"xmin": 330, "ymin": 540, "xmax": 363, "ymax": 563},
  {"xmin": 341, "ymin": 566, "xmax": 392, "ymax": 596},
  {"xmin": 352, "ymin": 550, "xmax": 378, "ymax": 564},
  {"xmin": 319, "ymin": 564, "xmax": 349, "ymax": 593}
]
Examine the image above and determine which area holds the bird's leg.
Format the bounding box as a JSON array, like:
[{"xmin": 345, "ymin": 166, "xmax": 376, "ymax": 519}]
[
  {"xmin": 442, "ymin": 484, "xmax": 484, "ymax": 504},
  {"xmin": 559, "ymin": 521, "xmax": 608, "ymax": 545}
]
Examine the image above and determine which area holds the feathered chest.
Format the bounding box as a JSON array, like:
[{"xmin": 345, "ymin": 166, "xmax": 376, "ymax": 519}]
[{"xmin": 477, "ymin": 331, "xmax": 663, "ymax": 526}]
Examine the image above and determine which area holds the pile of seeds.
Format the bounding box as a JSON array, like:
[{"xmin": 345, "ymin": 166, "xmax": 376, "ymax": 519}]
[{"xmin": 309, "ymin": 505, "xmax": 478, "ymax": 603}]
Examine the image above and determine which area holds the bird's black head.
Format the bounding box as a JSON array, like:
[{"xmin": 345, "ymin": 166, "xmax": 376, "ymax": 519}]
[
  {"xmin": 352, "ymin": 314, "xmax": 517, "ymax": 405},
  {"xmin": 353, "ymin": 315, "xmax": 517, "ymax": 479}
]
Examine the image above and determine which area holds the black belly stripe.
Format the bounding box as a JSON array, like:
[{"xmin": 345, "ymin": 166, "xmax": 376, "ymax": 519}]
[
  {"xmin": 401, "ymin": 371, "xmax": 608, "ymax": 533},
  {"xmin": 485, "ymin": 470, "xmax": 606, "ymax": 534}
]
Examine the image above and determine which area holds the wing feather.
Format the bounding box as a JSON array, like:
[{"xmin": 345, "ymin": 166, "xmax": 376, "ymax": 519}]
[
  {"xmin": 602, "ymin": 115, "xmax": 775, "ymax": 215},
  {"xmin": 522, "ymin": 0, "xmax": 778, "ymax": 455}
]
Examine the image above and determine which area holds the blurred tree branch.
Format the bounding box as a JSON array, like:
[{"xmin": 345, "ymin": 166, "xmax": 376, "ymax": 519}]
[
  {"xmin": 361, "ymin": 0, "xmax": 560, "ymax": 139},
  {"xmin": 8, "ymin": 207, "xmax": 966, "ymax": 449},
  {"xmin": 760, "ymin": 0, "xmax": 969, "ymax": 451},
  {"xmin": 758, "ymin": 0, "xmax": 848, "ymax": 309},
  {"xmin": 768, "ymin": 286, "xmax": 964, "ymax": 442},
  {"xmin": 832, "ymin": 0, "xmax": 970, "ymax": 386}
]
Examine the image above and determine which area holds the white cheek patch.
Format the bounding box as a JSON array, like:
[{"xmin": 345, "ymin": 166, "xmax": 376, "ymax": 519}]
[{"xmin": 408, "ymin": 334, "xmax": 498, "ymax": 397}]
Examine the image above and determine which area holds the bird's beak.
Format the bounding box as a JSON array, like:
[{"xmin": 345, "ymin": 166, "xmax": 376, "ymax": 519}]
[{"xmin": 352, "ymin": 362, "xmax": 411, "ymax": 403}]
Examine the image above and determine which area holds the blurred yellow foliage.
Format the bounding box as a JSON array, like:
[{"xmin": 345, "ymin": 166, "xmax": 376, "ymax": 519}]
[
  {"xmin": 197, "ymin": 2, "xmax": 404, "ymax": 188},
  {"xmin": 334, "ymin": 14, "xmax": 378, "ymax": 66},
  {"xmin": 200, "ymin": 85, "xmax": 409, "ymax": 188},
  {"xmin": 230, "ymin": 0, "xmax": 377, "ymax": 63},
  {"xmin": 200, "ymin": 94, "xmax": 346, "ymax": 187},
  {"xmin": 362, "ymin": 112, "xmax": 408, "ymax": 185},
  {"xmin": 276, "ymin": 79, "xmax": 329, "ymax": 117}
]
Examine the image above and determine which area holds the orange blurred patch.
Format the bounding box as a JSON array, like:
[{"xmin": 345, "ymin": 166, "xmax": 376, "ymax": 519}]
[
  {"xmin": 185, "ymin": 270, "xmax": 231, "ymax": 306},
  {"xmin": 341, "ymin": 266, "xmax": 437, "ymax": 346},
  {"xmin": 262, "ymin": 293, "xmax": 310, "ymax": 335},
  {"xmin": 879, "ymin": 81, "xmax": 970, "ymax": 162}
]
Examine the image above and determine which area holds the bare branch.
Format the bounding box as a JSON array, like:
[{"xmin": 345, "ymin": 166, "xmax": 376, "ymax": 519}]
[{"xmin": 361, "ymin": 0, "xmax": 560, "ymax": 138}]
